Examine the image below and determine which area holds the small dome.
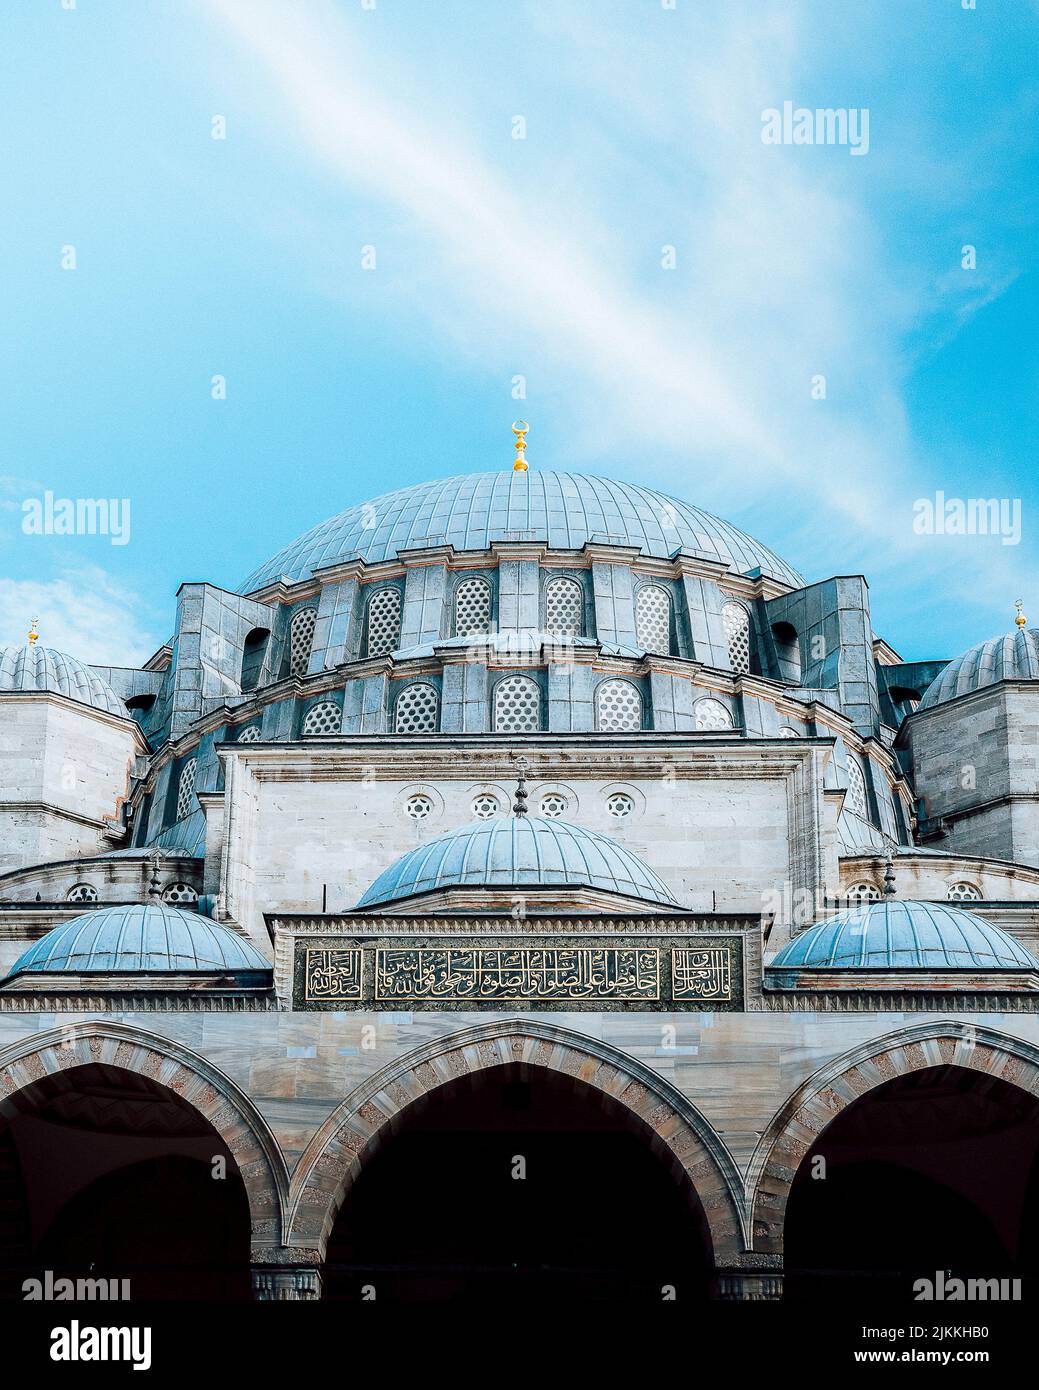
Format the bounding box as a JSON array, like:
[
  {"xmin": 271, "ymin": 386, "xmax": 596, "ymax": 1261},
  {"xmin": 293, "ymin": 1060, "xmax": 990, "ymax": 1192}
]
[
  {"xmin": 5, "ymin": 904, "xmax": 271, "ymax": 980},
  {"xmin": 769, "ymin": 900, "xmax": 1038, "ymax": 972},
  {"xmin": 357, "ymin": 815, "xmax": 679, "ymax": 909},
  {"xmin": 240, "ymin": 470, "xmax": 803, "ymax": 592},
  {"xmin": 919, "ymin": 628, "xmax": 1039, "ymax": 710},
  {"xmin": 0, "ymin": 644, "xmax": 125, "ymax": 717}
]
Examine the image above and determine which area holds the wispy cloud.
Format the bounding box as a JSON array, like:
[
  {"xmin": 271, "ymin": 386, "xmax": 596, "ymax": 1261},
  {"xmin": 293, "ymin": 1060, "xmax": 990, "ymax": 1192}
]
[
  {"xmin": 0, "ymin": 566, "xmax": 159, "ymax": 666},
  {"xmin": 205, "ymin": 0, "xmax": 1036, "ymax": 643}
]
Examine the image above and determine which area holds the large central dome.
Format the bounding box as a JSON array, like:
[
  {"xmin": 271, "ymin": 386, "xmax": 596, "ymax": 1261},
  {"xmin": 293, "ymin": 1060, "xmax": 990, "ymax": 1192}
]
[{"xmin": 241, "ymin": 470, "xmax": 802, "ymax": 592}]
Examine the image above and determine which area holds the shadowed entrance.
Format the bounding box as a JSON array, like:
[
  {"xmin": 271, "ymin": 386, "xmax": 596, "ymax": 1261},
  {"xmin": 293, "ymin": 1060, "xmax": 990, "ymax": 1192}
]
[
  {"xmin": 324, "ymin": 1062, "xmax": 712, "ymax": 1301},
  {"xmin": 784, "ymin": 1064, "xmax": 1039, "ymax": 1300},
  {"xmin": 0, "ymin": 1063, "xmax": 251, "ymax": 1300}
]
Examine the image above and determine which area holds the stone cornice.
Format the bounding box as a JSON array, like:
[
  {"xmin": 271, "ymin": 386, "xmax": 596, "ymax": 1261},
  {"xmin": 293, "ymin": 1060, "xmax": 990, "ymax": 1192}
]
[
  {"xmin": 761, "ymin": 986, "xmax": 1039, "ymax": 1011},
  {"xmin": 218, "ymin": 735, "xmax": 829, "ymax": 784},
  {"xmin": 0, "ymin": 689, "xmax": 149, "ymax": 751},
  {"xmin": 840, "ymin": 850, "xmax": 1039, "ymax": 886},
  {"xmin": 269, "ymin": 911, "xmax": 756, "ymax": 936},
  {"xmin": 0, "ymin": 989, "xmax": 279, "ymax": 1011}
]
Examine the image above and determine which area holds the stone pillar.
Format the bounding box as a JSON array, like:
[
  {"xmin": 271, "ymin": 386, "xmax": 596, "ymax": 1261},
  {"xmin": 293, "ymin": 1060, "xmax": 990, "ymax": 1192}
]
[
  {"xmin": 714, "ymin": 1265, "xmax": 784, "ymax": 1301},
  {"xmin": 251, "ymin": 1262, "xmax": 323, "ymax": 1301}
]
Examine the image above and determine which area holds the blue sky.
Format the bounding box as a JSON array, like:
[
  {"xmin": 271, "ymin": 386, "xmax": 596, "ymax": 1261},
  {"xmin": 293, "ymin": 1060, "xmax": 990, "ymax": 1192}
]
[{"xmin": 1, "ymin": 0, "xmax": 1037, "ymax": 665}]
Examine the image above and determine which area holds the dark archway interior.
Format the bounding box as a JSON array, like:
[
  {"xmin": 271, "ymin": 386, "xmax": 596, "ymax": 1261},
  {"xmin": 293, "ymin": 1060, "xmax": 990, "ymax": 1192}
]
[
  {"xmin": 0, "ymin": 1063, "xmax": 251, "ymax": 1300},
  {"xmin": 785, "ymin": 1064, "xmax": 1039, "ymax": 1300},
  {"xmin": 325, "ymin": 1063, "xmax": 712, "ymax": 1301}
]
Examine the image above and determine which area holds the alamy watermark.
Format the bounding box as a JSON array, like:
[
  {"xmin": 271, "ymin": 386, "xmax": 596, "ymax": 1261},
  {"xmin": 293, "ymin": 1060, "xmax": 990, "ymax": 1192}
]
[
  {"xmin": 761, "ymin": 101, "xmax": 870, "ymax": 155},
  {"xmin": 913, "ymin": 492, "xmax": 1021, "ymax": 546},
  {"xmin": 22, "ymin": 491, "xmax": 131, "ymax": 545},
  {"xmin": 914, "ymin": 1269, "xmax": 1021, "ymax": 1301}
]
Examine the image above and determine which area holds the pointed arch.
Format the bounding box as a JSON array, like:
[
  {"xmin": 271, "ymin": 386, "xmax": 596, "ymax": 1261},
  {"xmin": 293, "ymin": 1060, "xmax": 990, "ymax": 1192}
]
[
  {"xmin": 748, "ymin": 1020, "xmax": 1039, "ymax": 1254},
  {"xmin": 287, "ymin": 1018, "xmax": 746, "ymax": 1261},
  {"xmin": 0, "ymin": 1020, "xmax": 289, "ymax": 1255}
]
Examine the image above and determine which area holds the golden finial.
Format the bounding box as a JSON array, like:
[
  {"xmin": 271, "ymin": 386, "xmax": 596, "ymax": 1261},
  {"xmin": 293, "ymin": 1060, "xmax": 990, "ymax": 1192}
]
[
  {"xmin": 1015, "ymin": 599, "xmax": 1027, "ymax": 629},
  {"xmin": 511, "ymin": 420, "xmax": 529, "ymax": 472},
  {"xmin": 27, "ymin": 617, "xmax": 39, "ymax": 647}
]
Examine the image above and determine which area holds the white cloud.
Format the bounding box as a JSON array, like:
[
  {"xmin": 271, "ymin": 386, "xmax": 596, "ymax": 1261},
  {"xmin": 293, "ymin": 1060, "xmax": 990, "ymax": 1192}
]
[
  {"xmin": 0, "ymin": 566, "xmax": 160, "ymax": 667},
  {"xmin": 204, "ymin": 0, "xmax": 1035, "ymax": 644}
]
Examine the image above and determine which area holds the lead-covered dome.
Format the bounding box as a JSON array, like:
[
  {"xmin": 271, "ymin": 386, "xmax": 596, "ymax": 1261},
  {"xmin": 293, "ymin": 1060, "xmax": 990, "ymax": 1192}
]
[
  {"xmin": 0, "ymin": 643, "xmax": 125, "ymax": 717},
  {"xmin": 769, "ymin": 900, "xmax": 1038, "ymax": 972},
  {"xmin": 4, "ymin": 904, "xmax": 272, "ymax": 981},
  {"xmin": 919, "ymin": 627, "xmax": 1039, "ymax": 710},
  {"xmin": 356, "ymin": 815, "xmax": 679, "ymax": 909},
  {"xmin": 241, "ymin": 470, "xmax": 803, "ymax": 592}
]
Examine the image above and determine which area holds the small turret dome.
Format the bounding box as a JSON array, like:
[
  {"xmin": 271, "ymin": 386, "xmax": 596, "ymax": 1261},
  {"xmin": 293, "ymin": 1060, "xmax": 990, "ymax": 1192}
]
[
  {"xmin": 769, "ymin": 900, "xmax": 1038, "ymax": 972},
  {"xmin": 918, "ymin": 628, "xmax": 1039, "ymax": 710},
  {"xmin": 356, "ymin": 815, "xmax": 679, "ymax": 909},
  {"xmin": 4, "ymin": 904, "xmax": 271, "ymax": 982},
  {"xmin": 0, "ymin": 643, "xmax": 125, "ymax": 717}
]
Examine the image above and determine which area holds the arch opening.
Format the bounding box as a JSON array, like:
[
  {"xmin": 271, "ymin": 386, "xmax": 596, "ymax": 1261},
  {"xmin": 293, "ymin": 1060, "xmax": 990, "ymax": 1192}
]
[
  {"xmin": 784, "ymin": 1064, "xmax": 1039, "ymax": 1300},
  {"xmin": 323, "ymin": 1062, "xmax": 713, "ymax": 1301},
  {"xmin": 0, "ymin": 1063, "xmax": 252, "ymax": 1300}
]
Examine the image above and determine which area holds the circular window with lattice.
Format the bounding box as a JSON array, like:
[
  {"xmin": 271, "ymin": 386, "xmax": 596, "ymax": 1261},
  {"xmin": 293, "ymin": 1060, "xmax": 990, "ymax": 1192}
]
[
  {"xmin": 66, "ymin": 883, "xmax": 98, "ymax": 904},
  {"xmin": 539, "ymin": 793, "xmax": 568, "ymax": 818},
  {"xmin": 947, "ymin": 881, "xmax": 982, "ymax": 902},
  {"xmin": 846, "ymin": 882, "xmax": 880, "ymax": 903},
  {"xmin": 405, "ymin": 794, "xmax": 434, "ymax": 821},
  {"xmin": 162, "ymin": 882, "xmax": 198, "ymax": 905},
  {"xmin": 472, "ymin": 794, "xmax": 501, "ymax": 820},
  {"xmin": 606, "ymin": 792, "xmax": 635, "ymax": 819}
]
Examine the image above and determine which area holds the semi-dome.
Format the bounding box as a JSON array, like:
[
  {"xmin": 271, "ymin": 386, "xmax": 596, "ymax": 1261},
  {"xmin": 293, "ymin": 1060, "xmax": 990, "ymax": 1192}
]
[
  {"xmin": 918, "ymin": 627, "xmax": 1039, "ymax": 710},
  {"xmin": 240, "ymin": 470, "xmax": 803, "ymax": 592},
  {"xmin": 356, "ymin": 815, "xmax": 680, "ymax": 909},
  {"xmin": 769, "ymin": 900, "xmax": 1038, "ymax": 973},
  {"xmin": 0, "ymin": 643, "xmax": 125, "ymax": 717},
  {"xmin": 4, "ymin": 903, "xmax": 272, "ymax": 982}
]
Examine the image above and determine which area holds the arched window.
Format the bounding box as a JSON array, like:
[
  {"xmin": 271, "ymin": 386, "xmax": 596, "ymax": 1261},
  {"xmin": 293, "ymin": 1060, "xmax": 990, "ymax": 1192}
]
[
  {"xmin": 175, "ymin": 758, "xmax": 198, "ymax": 820},
  {"xmin": 302, "ymin": 700, "xmax": 342, "ymax": 737},
  {"xmin": 845, "ymin": 757, "xmax": 869, "ymax": 820},
  {"xmin": 595, "ymin": 678, "xmax": 642, "ymax": 732},
  {"xmin": 545, "ymin": 576, "xmax": 583, "ymax": 639},
  {"xmin": 494, "ymin": 674, "xmax": 541, "ymax": 732},
  {"xmin": 240, "ymin": 626, "xmax": 270, "ymax": 693},
  {"xmin": 395, "ymin": 682, "xmax": 440, "ymax": 733},
  {"xmin": 771, "ymin": 619, "xmax": 800, "ymax": 682},
  {"xmin": 236, "ymin": 724, "xmax": 262, "ymax": 743},
  {"xmin": 162, "ymin": 882, "xmax": 198, "ymax": 905},
  {"xmin": 635, "ymin": 584, "xmax": 672, "ymax": 655},
  {"xmin": 66, "ymin": 883, "xmax": 98, "ymax": 904},
  {"xmin": 722, "ymin": 603, "xmax": 751, "ymax": 674},
  {"xmin": 694, "ymin": 697, "xmax": 734, "ymax": 731},
  {"xmin": 947, "ymin": 881, "xmax": 982, "ymax": 902},
  {"xmin": 846, "ymin": 882, "xmax": 880, "ymax": 904},
  {"xmin": 365, "ymin": 587, "xmax": 402, "ymax": 658},
  {"xmin": 778, "ymin": 726, "xmax": 800, "ymax": 738},
  {"xmin": 454, "ymin": 576, "xmax": 492, "ymax": 638},
  {"xmin": 289, "ymin": 608, "xmax": 317, "ymax": 678}
]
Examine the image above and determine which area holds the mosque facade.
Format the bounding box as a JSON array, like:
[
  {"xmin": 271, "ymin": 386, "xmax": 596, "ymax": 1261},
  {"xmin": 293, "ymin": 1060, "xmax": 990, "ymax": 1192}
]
[{"xmin": 2, "ymin": 453, "xmax": 1039, "ymax": 1302}]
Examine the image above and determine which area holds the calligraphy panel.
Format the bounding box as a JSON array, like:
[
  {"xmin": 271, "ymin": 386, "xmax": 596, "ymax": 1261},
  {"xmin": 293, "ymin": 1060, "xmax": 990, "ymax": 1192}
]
[
  {"xmin": 374, "ymin": 946, "xmax": 659, "ymax": 1002},
  {"xmin": 671, "ymin": 948, "xmax": 732, "ymax": 1002},
  {"xmin": 304, "ymin": 948, "xmax": 364, "ymax": 1001}
]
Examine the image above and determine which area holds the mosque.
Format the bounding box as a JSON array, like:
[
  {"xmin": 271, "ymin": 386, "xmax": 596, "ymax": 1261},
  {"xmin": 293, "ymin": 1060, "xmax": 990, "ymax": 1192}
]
[{"xmin": 2, "ymin": 427, "xmax": 1039, "ymax": 1302}]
